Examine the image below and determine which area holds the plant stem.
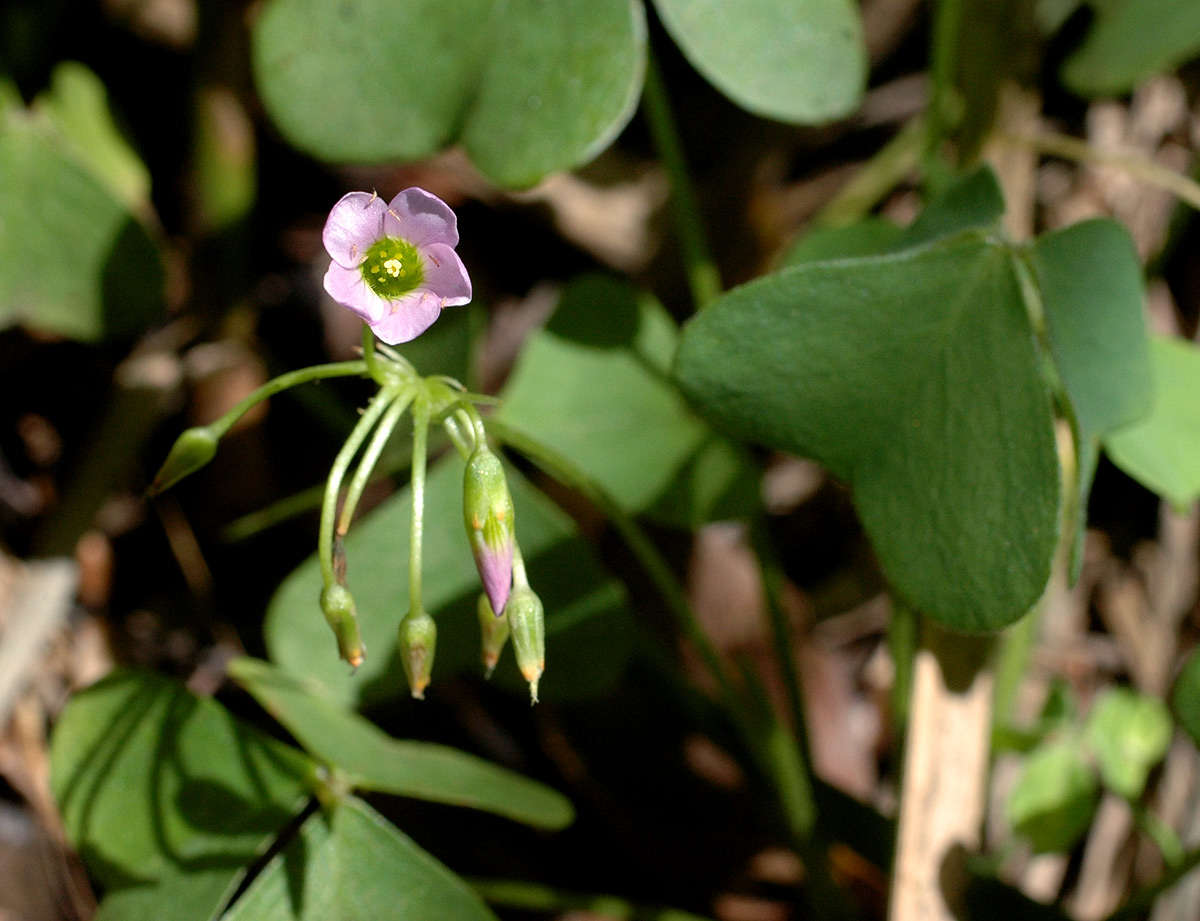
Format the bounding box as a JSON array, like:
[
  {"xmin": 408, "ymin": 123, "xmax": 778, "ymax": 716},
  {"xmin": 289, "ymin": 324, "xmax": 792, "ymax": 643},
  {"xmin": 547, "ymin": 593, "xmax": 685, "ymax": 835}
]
[
  {"xmin": 926, "ymin": 0, "xmax": 963, "ymax": 170},
  {"xmin": 1001, "ymin": 129, "xmax": 1200, "ymax": 211},
  {"xmin": 361, "ymin": 324, "xmax": 385, "ymax": 383},
  {"xmin": 408, "ymin": 393, "xmax": 431, "ymax": 613},
  {"xmin": 812, "ymin": 116, "xmax": 926, "ymax": 228},
  {"xmin": 642, "ymin": 45, "xmax": 721, "ymax": 311},
  {"xmin": 748, "ymin": 518, "xmax": 815, "ymax": 778},
  {"xmin": 318, "ymin": 388, "xmax": 397, "ymax": 589},
  {"xmin": 336, "ymin": 386, "xmax": 414, "ymax": 536},
  {"xmin": 211, "ymin": 361, "xmax": 368, "ymax": 439}
]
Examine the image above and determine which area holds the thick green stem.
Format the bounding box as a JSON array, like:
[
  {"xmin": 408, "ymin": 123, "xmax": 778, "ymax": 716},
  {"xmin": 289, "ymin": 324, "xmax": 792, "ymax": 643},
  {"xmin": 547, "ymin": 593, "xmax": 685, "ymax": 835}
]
[
  {"xmin": 336, "ymin": 386, "xmax": 414, "ymax": 536},
  {"xmin": 318, "ymin": 388, "xmax": 397, "ymax": 589},
  {"xmin": 408, "ymin": 395, "xmax": 431, "ymax": 613},
  {"xmin": 642, "ymin": 45, "xmax": 721, "ymax": 311},
  {"xmin": 926, "ymin": 0, "xmax": 964, "ymax": 171},
  {"xmin": 211, "ymin": 361, "xmax": 368, "ymax": 439}
]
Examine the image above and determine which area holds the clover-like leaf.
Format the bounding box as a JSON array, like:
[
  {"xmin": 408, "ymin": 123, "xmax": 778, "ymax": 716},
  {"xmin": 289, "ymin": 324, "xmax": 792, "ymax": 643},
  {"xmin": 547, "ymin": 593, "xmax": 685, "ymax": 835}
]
[
  {"xmin": 0, "ymin": 102, "xmax": 163, "ymax": 340},
  {"xmin": 50, "ymin": 671, "xmax": 312, "ymax": 919},
  {"xmin": 1104, "ymin": 336, "xmax": 1200, "ymax": 511},
  {"xmin": 651, "ymin": 0, "xmax": 865, "ymax": 123},
  {"xmin": 1062, "ymin": 0, "xmax": 1200, "ymax": 97},
  {"xmin": 1084, "ymin": 687, "xmax": 1171, "ymax": 800},
  {"xmin": 675, "ymin": 231, "xmax": 1060, "ymax": 631},
  {"xmin": 223, "ymin": 797, "xmax": 497, "ymax": 921},
  {"xmin": 1032, "ymin": 218, "xmax": 1152, "ymax": 576},
  {"xmin": 252, "ymin": 0, "xmax": 645, "ymax": 188},
  {"xmin": 1008, "ymin": 737, "xmax": 1099, "ymax": 853},
  {"xmin": 496, "ymin": 275, "xmax": 755, "ymax": 527}
]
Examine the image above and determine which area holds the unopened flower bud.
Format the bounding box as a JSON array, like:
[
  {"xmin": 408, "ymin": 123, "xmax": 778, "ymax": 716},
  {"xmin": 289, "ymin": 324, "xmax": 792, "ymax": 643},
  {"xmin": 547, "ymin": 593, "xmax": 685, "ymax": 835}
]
[
  {"xmin": 505, "ymin": 586, "xmax": 544, "ymax": 704},
  {"xmin": 477, "ymin": 593, "xmax": 510, "ymax": 679},
  {"xmin": 463, "ymin": 445, "xmax": 515, "ymax": 615},
  {"xmin": 148, "ymin": 425, "xmax": 219, "ymax": 495},
  {"xmin": 319, "ymin": 583, "xmax": 365, "ymax": 667},
  {"xmin": 399, "ymin": 610, "xmax": 437, "ymax": 699}
]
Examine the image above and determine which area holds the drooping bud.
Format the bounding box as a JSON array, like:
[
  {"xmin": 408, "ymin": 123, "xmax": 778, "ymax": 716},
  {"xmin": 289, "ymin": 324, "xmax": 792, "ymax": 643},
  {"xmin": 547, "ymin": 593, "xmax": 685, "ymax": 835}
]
[
  {"xmin": 399, "ymin": 609, "xmax": 437, "ymax": 699},
  {"xmin": 319, "ymin": 583, "xmax": 365, "ymax": 667},
  {"xmin": 505, "ymin": 586, "xmax": 544, "ymax": 704},
  {"xmin": 476, "ymin": 593, "xmax": 510, "ymax": 679},
  {"xmin": 148, "ymin": 425, "xmax": 219, "ymax": 495},
  {"xmin": 462, "ymin": 445, "xmax": 515, "ymax": 615}
]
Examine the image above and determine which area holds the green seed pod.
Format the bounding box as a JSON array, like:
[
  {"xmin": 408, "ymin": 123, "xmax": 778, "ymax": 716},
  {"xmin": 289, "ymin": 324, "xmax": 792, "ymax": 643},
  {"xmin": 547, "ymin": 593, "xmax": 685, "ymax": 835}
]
[
  {"xmin": 399, "ymin": 609, "xmax": 437, "ymax": 699},
  {"xmin": 477, "ymin": 593, "xmax": 510, "ymax": 679},
  {"xmin": 319, "ymin": 583, "xmax": 365, "ymax": 667},
  {"xmin": 505, "ymin": 586, "xmax": 544, "ymax": 704},
  {"xmin": 148, "ymin": 425, "xmax": 219, "ymax": 495}
]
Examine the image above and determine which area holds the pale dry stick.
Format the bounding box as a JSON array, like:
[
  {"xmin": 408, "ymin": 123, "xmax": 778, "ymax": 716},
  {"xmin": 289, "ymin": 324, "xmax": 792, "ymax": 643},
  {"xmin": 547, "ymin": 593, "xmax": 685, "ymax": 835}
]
[
  {"xmin": 1001, "ymin": 129, "xmax": 1200, "ymax": 213},
  {"xmin": 889, "ymin": 623, "xmax": 995, "ymax": 921}
]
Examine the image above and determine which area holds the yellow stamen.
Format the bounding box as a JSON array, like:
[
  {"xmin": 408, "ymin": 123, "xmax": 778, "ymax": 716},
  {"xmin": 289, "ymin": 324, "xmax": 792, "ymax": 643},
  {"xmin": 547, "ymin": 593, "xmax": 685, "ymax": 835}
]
[{"xmin": 384, "ymin": 258, "xmax": 402, "ymax": 278}]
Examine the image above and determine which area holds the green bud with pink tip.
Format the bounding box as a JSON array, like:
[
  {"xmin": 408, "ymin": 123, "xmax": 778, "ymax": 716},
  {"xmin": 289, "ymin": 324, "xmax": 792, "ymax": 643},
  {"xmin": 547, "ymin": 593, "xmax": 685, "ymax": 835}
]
[
  {"xmin": 463, "ymin": 445, "xmax": 515, "ymax": 616},
  {"xmin": 399, "ymin": 609, "xmax": 437, "ymax": 699}
]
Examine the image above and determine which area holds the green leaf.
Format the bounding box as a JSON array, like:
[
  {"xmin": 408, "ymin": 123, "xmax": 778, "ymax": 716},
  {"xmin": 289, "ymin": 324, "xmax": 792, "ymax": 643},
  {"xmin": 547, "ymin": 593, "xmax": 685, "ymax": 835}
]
[
  {"xmin": 1032, "ymin": 218, "xmax": 1152, "ymax": 576},
  {"xmin": 266, "ymin": 457, "xmax": 634, "ymax": 707},
  {"xmin": 674, "ymin": 232, "xmax": 1060, "ymax": 631},
  {"xmin": 897, "ymin": 166, "xmax": 1005, "ymax": 249},
  {"xmin": 496, "ymin": 275, "xmax": 755, "ymax": 527},
  {"xmin": 1104, "ymin": 336, "xmax": 1200, "ymax": 510},
  {"xmin": 0, "ymin": 110, "xmax": 164, "ymax": 340},
  {"xmin": 223, "ymin": 797, "xmax": 498, "ymax": 921},
  {"xmin": 252, "ymin": 0, "xmax": 645, "ymax": 188},
  {"xmin": 779, "ymin": 165, "xmax": 1004, "ymax": 267},
  {"xmin": 50, "ymin": 671, "xmax": 312, "ymax": 914},
  {"xmin": 1008, "ymin": 736, "xmax": 1099, "ymax": 853},
  {"xmin": 94, "ymin": 867, "xmax": 263, "ymax": 921},
  {"xmin": 228, "ymin": 657, "xmax": 573, "ymax": 829},
  {"xmin": 651, "ymin": 0, "xmax": 865, "ymax": 123},
  {"xmin": 33, "ymin": 62, "xmax": 151, "ymax": 212},
  {"xmin": 779, "ymin": 218, "xmax": 905, "ymax": 268},
  {"xmin": 1172, "ymin": 647, "xmax": 1200, "ymax": 748},
  {"xmin": 1062, "ymin": 0, "xmax": 1200, "ymax": 96},
  {"xmin": 1084, "ymin": 687, "xmax": 1172, "ymax": 800}
]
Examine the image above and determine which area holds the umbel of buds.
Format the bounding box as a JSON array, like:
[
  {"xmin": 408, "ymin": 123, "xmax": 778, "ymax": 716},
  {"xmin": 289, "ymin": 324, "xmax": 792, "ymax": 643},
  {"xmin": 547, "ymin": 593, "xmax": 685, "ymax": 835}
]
[{"xmin": 149, "ymin": 188, "xmax": 550, "ymax": 702}]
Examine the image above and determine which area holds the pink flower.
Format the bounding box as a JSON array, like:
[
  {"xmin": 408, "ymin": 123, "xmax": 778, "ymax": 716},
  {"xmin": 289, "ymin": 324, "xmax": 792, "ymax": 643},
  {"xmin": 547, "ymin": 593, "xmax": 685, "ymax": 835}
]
[{"xmin": 322, "ymin": 188, "xmax": 472, "ymax": 344}]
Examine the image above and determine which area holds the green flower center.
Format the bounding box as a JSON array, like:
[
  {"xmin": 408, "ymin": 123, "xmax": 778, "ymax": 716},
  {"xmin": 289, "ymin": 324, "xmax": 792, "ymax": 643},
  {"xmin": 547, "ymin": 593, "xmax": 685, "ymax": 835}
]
[{"xmin": 360, "ymin": 236, "xmax": 423, "ymax": 299}]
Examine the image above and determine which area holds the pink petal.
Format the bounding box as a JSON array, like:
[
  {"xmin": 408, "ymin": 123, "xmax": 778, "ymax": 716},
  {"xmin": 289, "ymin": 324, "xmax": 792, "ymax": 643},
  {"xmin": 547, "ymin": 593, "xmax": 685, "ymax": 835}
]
[
  {"xmin": 369, "ymin": 291, "xmax": 444, "ymax": 345},
  {"xmin": 418, "ymin": 243, "xmax": 472, "ymax": 305},
  {"xmin": 323, "ymin": 262, "xmax": 387, "ymax": 324},
  {"xmin": 473, "ymin": 541, "xmax": 514, "ymax": 616},
  {"xmin": 323, "ymin": 192, "xmax": 386, "ymax": 268},
  {"xmin": 383, "ymin": 188, "xmax": 459, "ymax": 248}
]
